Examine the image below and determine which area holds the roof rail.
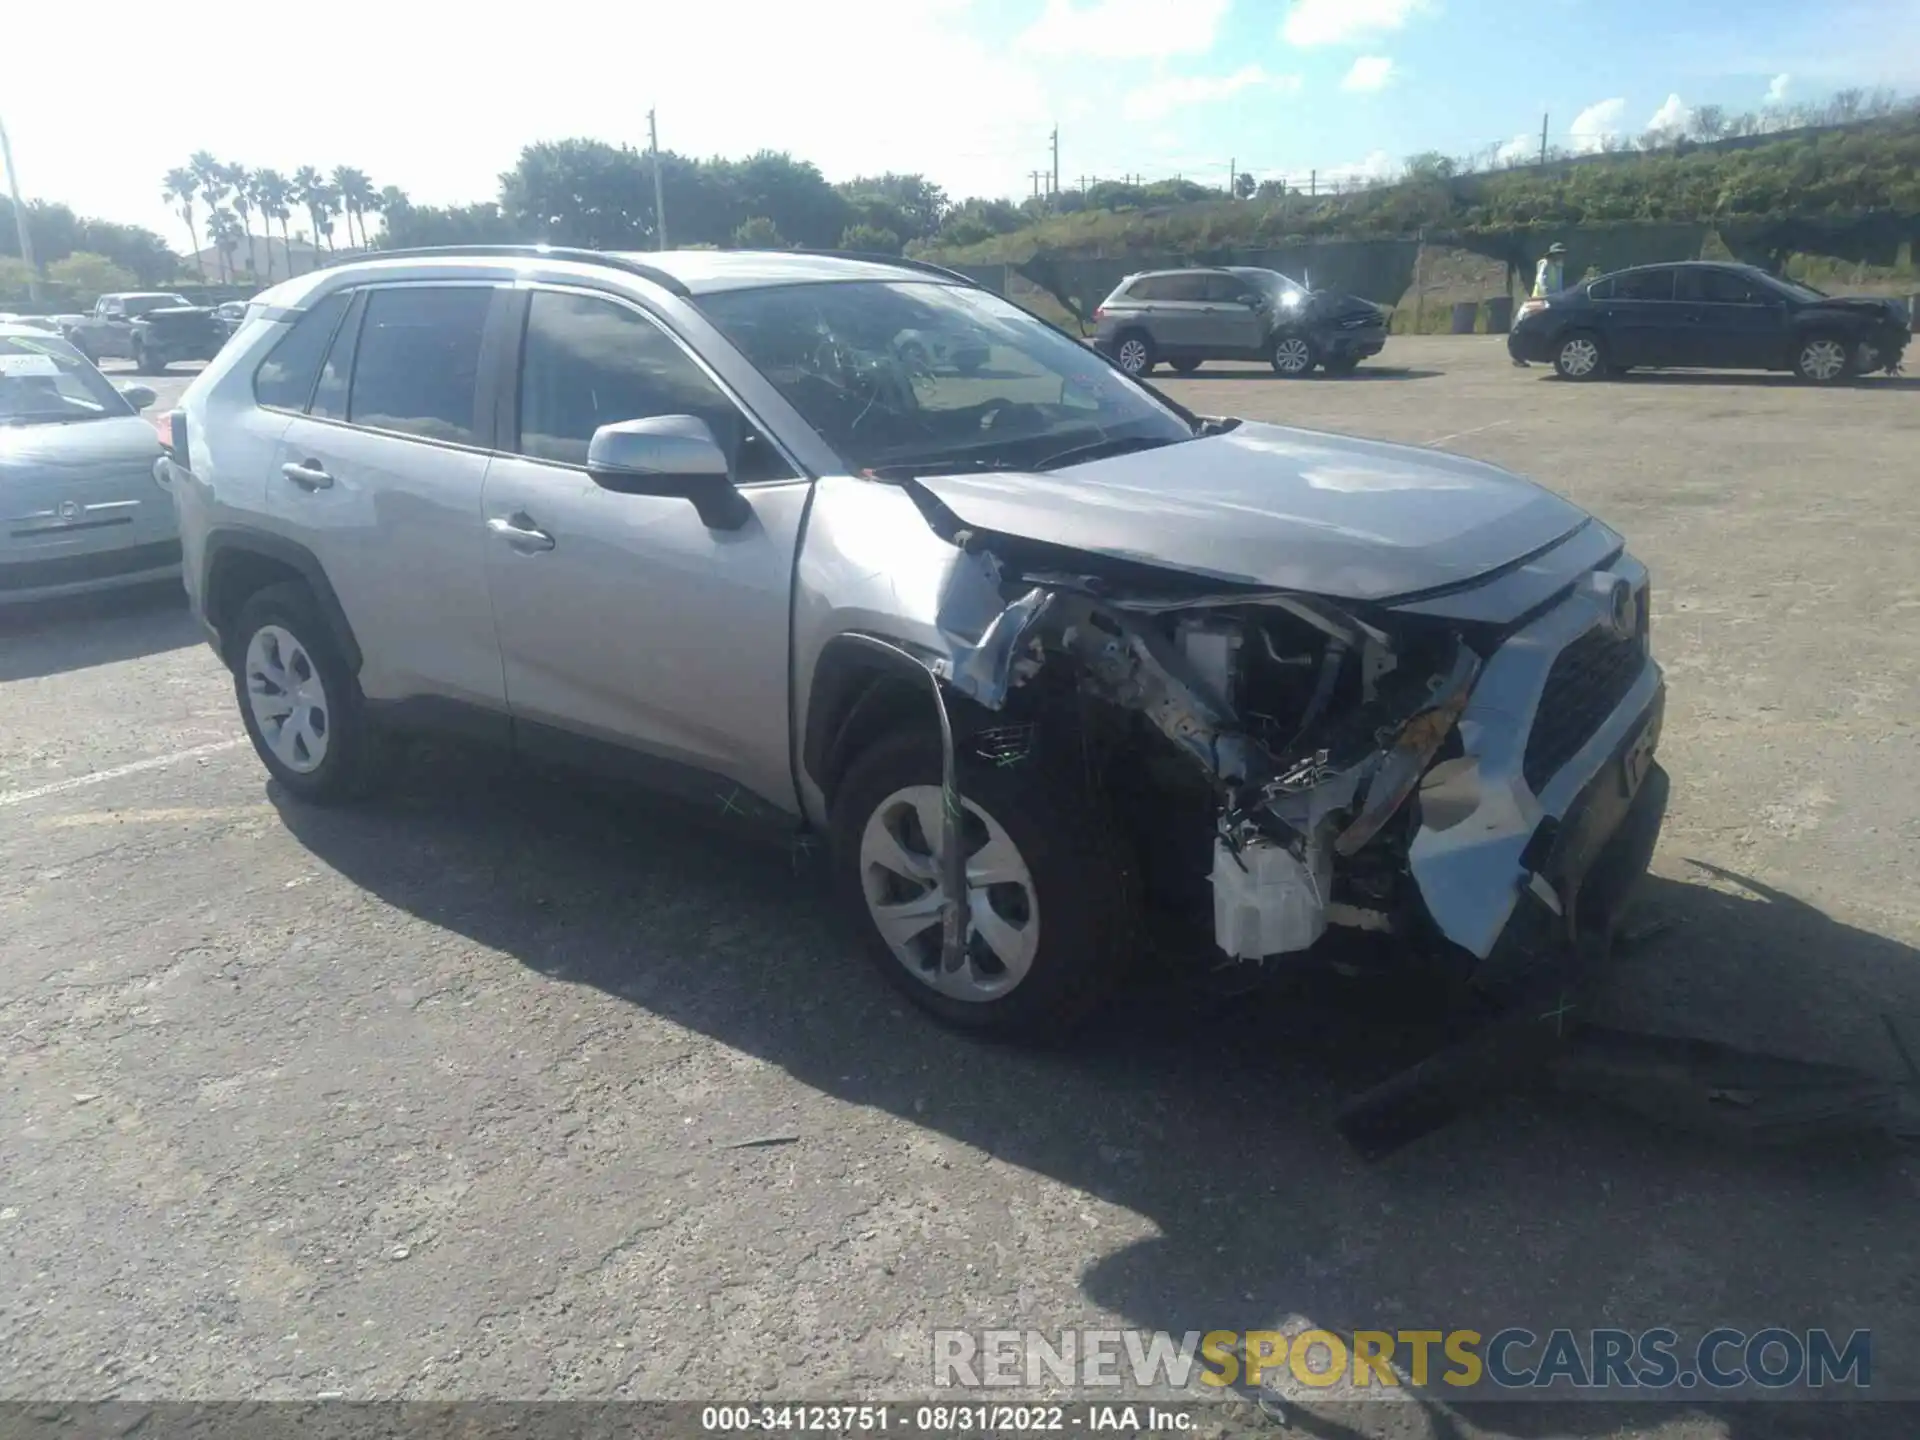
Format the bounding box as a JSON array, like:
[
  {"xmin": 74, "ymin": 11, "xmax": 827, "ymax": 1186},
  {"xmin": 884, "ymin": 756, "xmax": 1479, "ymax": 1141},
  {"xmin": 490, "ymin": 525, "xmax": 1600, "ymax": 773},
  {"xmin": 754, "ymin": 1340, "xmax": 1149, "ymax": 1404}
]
[
  {"xmin": 782, "ymin": 249, "xmax": 983, "ymax": 287},
  {"xmin": 321, "ymin": 244, "xmax": 691, "ymax": 298}
]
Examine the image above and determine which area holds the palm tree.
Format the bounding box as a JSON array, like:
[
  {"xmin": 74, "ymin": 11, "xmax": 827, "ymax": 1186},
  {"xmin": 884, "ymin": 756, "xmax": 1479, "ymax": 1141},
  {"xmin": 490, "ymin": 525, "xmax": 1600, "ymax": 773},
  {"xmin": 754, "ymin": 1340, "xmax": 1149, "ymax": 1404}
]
[
  {"xmin": 163, "ymin": 167, "xmax": 204, "ymax": 280},
  {"xmin": 207, "ymin": 208, "xmax": 243, "ymax": 283},
  {"xmin": 332, "ymin": 166, "xmax": 372, "ymax": 250},
  {"xmin": 190, "ymin": 151, "xmax": 227, "ymax": 273},
  {"xmin": 312, "ymin": 183, "xmax": 341, "ymax": 253},
  {"xmin": 293, "ymin": 167, "xmax": 326, "ymax": 270},
  {"xmin": 224, "ymin": 163, "xmax": 257, "ymax": 280},
  {"xmin": 252, "ymin": 169, "xmax": 294, "ymax": 281},
  {"xmin": 373, "ymin": 185, "xmax": 410, "ymax": 248}
]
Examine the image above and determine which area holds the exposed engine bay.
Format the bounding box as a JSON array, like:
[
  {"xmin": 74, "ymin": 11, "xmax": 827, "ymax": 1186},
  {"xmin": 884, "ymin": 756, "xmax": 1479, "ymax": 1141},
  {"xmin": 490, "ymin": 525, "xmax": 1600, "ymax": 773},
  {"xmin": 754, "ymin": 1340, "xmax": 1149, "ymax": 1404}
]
[{"xmin": 916, "ymin": 521, "xmax": 1498, "ymax": 979}]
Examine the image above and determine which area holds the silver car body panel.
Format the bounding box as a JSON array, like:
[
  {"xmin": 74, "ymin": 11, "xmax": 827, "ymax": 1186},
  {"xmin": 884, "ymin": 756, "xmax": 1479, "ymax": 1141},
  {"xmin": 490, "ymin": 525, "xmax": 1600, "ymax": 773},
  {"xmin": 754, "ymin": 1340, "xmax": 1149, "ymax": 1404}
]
[
  {"xmin": 907, "ymin": 421, "xmax": 1589, "ymax": 602},
  {"xmin": 1409, "ymin": 554, "xmax": 1657, "ymax": 957},
  {"xmin": 0, "ymin": 406, "xmax": 176, "ymax": 604},
  {"xmin": 174, "ymin": 249, "xmax": 1663, "ymax": 967}
]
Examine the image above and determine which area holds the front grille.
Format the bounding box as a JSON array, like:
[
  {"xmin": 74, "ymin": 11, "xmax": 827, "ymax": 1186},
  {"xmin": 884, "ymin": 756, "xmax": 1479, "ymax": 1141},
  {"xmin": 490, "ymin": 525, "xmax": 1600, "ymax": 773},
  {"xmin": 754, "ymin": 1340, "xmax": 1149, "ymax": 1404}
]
[
  {"xmin": 1523, "ymin": 626, "xmax": 1647, "ymax": 791},
  {"xmin": 0, "ymin": 539, "xmax": 181, "ymax": 592}
]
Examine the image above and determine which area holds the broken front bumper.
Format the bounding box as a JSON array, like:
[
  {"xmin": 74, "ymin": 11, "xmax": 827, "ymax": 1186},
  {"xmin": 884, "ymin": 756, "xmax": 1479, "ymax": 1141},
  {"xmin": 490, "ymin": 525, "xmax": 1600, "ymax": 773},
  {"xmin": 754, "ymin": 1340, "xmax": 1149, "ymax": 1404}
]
[{"xmin": 1404, "ymin": 557, "xmax": 1665, "ymax": 975}]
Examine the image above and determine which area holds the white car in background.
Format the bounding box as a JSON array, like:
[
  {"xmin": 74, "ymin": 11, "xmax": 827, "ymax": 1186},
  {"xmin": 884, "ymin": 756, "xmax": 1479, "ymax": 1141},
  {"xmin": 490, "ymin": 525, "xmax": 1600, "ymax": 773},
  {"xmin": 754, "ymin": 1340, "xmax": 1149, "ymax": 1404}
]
[{"xmin": 0, "ymin": 324, "xmax": 177, "ymax": 604}]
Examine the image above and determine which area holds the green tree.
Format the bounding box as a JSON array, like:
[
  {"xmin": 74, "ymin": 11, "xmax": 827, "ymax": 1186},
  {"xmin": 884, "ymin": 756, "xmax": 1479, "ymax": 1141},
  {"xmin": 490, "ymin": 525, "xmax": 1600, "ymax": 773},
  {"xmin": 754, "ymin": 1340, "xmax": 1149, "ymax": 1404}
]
[
  {"xmin": 163, "ymin": 167, "xmax": 204, "ymax": 279},
  {"xmin": 222, "ymin": 163, "xmax": 257, "ymax": 278},
  {"xmin": 47, "ymin": 251, "xmax": 137, "ymax": 299},
  {"xmin": 292, "ymin": 167, "xmax": 327, "ymax": 266},
  {"xmin": 333, "ymin": 166, "xmax": 374, "ymax": 249},
  {"xmin": 839, "ymin": 223, "xmax": 902, "ymax": 255},
  {"xmin": 838, "ymin": 173, "xmax": 948, "ymax": 241},
  {"xmin": 1233, "ymin": 172, "xmax": 1257, "ymax": 199},
  {"xmin": 190, "ymin": 151, "xmax": 227, "ymax": 265},
  {"xmin": 252, "ymin": 169, "xmax": 294, "ymax": 279},
  {"xmin": 0, "ymin": 255, "xmax": 37, "ymax": 303},
  {"xmin": 732, "ymin": 215, "xmax": 786, "ymax": 249},
  {"xmin": 206, "ymin": 208, "xmax": 242, "ymax": 281},
  {"xmin": 500, "ymin": 139, "xmax": 653, "ymax": 247}
]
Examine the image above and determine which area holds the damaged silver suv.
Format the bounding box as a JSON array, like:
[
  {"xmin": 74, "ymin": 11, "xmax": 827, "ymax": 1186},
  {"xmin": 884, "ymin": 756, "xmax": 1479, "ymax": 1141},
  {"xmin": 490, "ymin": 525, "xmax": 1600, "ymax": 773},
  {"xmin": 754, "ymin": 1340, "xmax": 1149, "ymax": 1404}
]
[{"xmin": 168, "ymin": 247, "xmax": 1667, "ymax": 1037}]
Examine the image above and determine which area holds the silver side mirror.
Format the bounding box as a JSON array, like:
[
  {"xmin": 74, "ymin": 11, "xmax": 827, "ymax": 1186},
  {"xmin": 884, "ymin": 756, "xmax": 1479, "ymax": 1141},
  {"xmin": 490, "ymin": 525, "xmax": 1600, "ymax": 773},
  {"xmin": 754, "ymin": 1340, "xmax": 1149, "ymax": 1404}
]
[{"xmin": 586, "ymin": 415, "xmax": 749, "ymax": 530}]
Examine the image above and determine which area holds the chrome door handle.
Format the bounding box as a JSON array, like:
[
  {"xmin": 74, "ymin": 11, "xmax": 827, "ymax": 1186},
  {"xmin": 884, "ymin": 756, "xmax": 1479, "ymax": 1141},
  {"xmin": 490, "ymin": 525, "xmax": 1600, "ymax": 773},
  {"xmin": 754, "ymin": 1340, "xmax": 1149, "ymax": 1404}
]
[
  {"xmin": 281, "ymin": 460, "xmax": 333, "ymax": 490},
  {"xmin": 488, "ymin": 514, "xmax": 556, "ymax": 552}
]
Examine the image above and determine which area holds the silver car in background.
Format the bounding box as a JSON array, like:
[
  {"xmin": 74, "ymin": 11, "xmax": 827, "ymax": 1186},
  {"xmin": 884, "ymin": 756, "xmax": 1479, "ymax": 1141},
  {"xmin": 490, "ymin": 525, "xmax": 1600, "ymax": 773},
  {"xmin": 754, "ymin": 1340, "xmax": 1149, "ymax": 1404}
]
[{"xmin": 0, "ymin": 325, "xmax": 176, "ymax": 604}]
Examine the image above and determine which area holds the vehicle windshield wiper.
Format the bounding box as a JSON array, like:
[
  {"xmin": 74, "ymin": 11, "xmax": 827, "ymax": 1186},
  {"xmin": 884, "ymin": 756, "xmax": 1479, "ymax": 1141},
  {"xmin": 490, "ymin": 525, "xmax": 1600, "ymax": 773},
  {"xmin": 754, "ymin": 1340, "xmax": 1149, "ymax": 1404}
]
[{"xmin": 1030, "ymin": 433, "xmax": 1186, "ymax": 472}]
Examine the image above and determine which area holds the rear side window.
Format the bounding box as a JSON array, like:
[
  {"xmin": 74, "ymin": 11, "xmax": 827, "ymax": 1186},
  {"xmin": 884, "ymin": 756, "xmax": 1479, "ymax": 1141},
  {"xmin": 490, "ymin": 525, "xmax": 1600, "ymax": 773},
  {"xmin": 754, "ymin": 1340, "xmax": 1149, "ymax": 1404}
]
[
  {"xmin": 1200, "ymin": 274, "xmax": 1249, "ymax": 301},
  {"xmin": 310, "ymin": 290, "xmax": 365, "ymax": 421},
  {"xmin": 346, "ymin": 286, "xmax": 493, "ymax": 444},
  {"xmin": 1612, "ymin": 269, "xmax": 1675, "ymax": 302},
  {"xmin": 1123, "ymin": 277, "xmax": 1170, "ymax": 301},
  {"xmin": 1159, "ymin": 274, "xmax": 1210, "ymax": 301},
  {"xmin": 252, "ymin": 291, "xmax": 351, "ymax": 411}
]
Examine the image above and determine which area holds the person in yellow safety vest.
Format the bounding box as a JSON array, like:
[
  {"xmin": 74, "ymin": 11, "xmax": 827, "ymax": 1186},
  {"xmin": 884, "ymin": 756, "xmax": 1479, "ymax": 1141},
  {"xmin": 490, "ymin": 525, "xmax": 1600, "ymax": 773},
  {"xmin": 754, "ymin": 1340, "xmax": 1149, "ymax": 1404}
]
[
  {"xmin": 1533, "ymin": 241, "xmax": 1568, "ymax": 297},
  {"xmin": 1513, "ymin": 242, "xmax": 1569, "ymax": 365}
]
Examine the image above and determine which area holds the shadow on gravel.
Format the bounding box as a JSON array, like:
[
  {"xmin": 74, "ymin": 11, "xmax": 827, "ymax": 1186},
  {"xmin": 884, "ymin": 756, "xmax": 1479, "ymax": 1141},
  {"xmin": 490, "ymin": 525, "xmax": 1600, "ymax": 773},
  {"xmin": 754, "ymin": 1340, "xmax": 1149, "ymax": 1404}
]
[
  {"xmin": 1533, "ymin": 370, "xmax": 1920, "ymax": 390},
  {"xmin": 0, "ymin": 581, "xmax": 198, "ymax": 682},
  {"xmin": 274, "ymin": 753, "xmax": 1920, "ymax": 1432}
]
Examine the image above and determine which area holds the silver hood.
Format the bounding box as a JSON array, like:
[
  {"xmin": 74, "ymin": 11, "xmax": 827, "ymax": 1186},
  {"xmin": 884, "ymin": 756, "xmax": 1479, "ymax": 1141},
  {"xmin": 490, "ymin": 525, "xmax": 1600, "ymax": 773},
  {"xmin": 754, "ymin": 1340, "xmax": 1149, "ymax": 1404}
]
[
  {"xmin": 0, "ymin": 414, "xmax": 161, "ymax": 475},
  {"xmin": 910, "ymin": 420, "xmax": 1589, "ymax": 602}
]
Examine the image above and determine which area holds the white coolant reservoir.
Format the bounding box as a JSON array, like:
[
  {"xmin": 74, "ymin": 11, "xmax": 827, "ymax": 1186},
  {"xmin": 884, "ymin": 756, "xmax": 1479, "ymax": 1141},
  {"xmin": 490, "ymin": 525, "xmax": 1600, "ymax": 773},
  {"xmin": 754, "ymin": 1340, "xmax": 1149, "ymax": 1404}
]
[{"xmin": 1211, "ymin": 834, "xmax": 1331, "ymax": 959}]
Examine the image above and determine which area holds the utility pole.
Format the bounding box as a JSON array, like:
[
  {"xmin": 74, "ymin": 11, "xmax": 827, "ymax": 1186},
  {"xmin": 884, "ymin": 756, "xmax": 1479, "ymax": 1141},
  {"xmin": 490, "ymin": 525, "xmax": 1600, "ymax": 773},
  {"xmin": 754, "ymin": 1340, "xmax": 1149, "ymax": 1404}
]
[
  {"xmin": 1050, "ymin": 126, "xmax": 1060, "ymax": 202},
  {"xmin": 1539, "ymin": 112, "xmax": 1549, "ymax": 167},
  {"xmin": 0, "ymin": 113, "xmax": 40, "ymax": 303},
  {"xmin": 1229, "ymin": 157, "xmax": 1236, "ymax": 198},
  {"xmin": 648, "ymin": 108, "xmax": 668, "ymax": 250},
  {"xmin": 1310, "ymin": 169, "xmax": 1317, "ymax": 198}
]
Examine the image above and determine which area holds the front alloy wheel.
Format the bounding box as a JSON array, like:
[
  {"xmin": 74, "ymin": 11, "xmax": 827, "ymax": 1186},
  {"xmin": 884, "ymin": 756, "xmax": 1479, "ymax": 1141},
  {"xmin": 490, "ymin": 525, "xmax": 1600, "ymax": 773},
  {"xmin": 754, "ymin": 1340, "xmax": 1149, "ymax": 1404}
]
[
  {"xmin": 1272, "ymin": 336, "xmax": 1315, "ymax": 376},
  {"xmin": 1114, "ymin": 335, "xmax": 1154, "ymax": 376},
  {"xmin": 858, "ymin": 784, "xmax": 1039, "ymax": 1003},
  {"xmin": 1795, "ymin": 336, "xmax": 1850, "ymax": 383},
  {"xmin": 1555, "ymin": 333, "xmax": 1604, "ymax": 380}
]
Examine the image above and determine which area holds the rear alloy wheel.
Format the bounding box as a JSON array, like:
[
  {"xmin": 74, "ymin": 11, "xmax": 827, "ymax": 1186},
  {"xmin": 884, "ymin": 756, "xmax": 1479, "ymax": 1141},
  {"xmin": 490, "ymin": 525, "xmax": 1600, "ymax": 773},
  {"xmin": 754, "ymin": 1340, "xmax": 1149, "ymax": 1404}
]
[
  {"xmin": 1113, "ymin": 333, "xmax": 1156, "ymax": 376},
  {"xmin": 1794, "ymin": 334, "xmax": 1851, "ymax": 384},
  {"xmin": 1271, "ymin": 335, "xmax": 1316, "ymax": 377},
  {"xmin": 1553, "ymin": 331, "xmax": 1605, "ymax": 381},
  {"xmin": 232, "ymin": 582, "xmax": 385, "ymax": 804}
]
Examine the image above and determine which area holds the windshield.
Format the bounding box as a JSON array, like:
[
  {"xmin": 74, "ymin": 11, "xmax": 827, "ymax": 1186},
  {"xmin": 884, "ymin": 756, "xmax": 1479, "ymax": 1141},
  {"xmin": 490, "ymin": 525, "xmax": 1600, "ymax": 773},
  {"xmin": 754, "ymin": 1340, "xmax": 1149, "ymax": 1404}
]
[
  {"xmin": 697, "ymin": 280, "xmax": 1195, "ymax": 476},
  {"xmin": 0, "ymin": 334, "xmax": 133, "ymax": 425},
  {"xmin": 123, "ymin": 295, "xmax": 188, "ymax": 317},
  {"xmin": 1241, "ymin": 268, "xmax": 1309, "ymax": 301}
]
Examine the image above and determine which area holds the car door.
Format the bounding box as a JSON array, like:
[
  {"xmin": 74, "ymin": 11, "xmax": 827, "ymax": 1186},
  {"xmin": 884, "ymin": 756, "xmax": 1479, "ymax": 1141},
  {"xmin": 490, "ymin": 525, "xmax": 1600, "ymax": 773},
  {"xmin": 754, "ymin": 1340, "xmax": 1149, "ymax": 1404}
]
[
  {"xmin": 1676, "ymin": 267, "xmax": 1789, "ymax": 370},
  {"xmin": 1599, "ymin": 267, "xmax": 1680, "ymax": 366},
  {"xmin": 268, "ymin": 281, "xmax": 508, "ymax": 713},
  {"xmin": 1200, "ymin": 273, "xmax": 1266, "ymax": 355},
  {"xmin": 96, "ymin": 298, "xmax": 131, "ymax": 358},
  {"xmin": 1151, "ymin": 272, "xmax": 1216, "ymax": 354},
  {"xmin": 479, "ymin": 284, "xmax": 809, "ymax": 811}
]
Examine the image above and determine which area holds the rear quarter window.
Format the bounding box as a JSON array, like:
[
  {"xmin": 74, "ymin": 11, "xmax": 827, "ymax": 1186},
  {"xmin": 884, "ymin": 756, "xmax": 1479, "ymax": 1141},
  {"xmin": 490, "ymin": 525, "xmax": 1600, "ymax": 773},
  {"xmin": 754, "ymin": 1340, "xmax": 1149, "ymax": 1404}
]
[{"xmin": 253, "ymin": 291, "xmax": 352, "ymax": 411}]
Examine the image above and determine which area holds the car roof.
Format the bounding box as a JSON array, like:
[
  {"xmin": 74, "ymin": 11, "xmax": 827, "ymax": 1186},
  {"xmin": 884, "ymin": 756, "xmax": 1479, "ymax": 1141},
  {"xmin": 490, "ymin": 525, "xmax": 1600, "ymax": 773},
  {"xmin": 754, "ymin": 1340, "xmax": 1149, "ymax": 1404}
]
[
  {"xmin": 110, "ymin": 291, "xmax": 188, "ymax": 300},
  {"xmin": 266, "ymin": 247, "xmax": 968, "ymax": 301}
]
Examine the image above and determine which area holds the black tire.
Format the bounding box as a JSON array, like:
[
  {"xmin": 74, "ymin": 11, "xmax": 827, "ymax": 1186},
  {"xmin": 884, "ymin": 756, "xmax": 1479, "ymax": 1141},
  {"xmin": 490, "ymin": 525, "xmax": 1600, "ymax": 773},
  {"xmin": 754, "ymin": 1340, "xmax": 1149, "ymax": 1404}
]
[
  {"xmin": 1270, "ymin": 333, "xmax": 1317, "ymax": 377},
  {"xmin": 1792, "ymin": 331, "xmax": 1854, "ymax": 385},
  {"xmin": 231, "ymin": 582, "xmax": 385, "ymax": 805},
  {"xmin": 132, "ymin": 343, "xmax": 166, "ymax": 375},
  {"xmin": 829, "ymin": 728, "xmax": 1139, "ymax": 1039},
  {"xmin": 1111, "ymin": 330, "xmax": 1156, "ymax": 377},
  {"xmin": 1170, "ymin": 357, "xmax": 1203, "ymax": 374},
  {"xmin": 1553, "ymin": 330, "xmax": 1608, "ymax": 381}
]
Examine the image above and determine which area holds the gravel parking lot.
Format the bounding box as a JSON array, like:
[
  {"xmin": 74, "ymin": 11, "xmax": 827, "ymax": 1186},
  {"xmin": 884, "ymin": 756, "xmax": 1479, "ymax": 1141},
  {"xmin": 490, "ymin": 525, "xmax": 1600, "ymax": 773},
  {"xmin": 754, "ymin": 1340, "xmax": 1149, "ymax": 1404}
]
[{"xmin": 5, "ymin": 340, "xmax": 1918, "ymax": 1432}]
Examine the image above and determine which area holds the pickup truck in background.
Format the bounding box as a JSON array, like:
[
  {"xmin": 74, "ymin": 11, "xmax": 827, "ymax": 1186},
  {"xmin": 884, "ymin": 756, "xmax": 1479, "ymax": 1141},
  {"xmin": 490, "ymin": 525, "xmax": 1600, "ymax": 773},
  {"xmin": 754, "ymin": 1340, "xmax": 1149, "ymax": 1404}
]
[{"xmin": 65, "ymin": 292, "xmax": 227, "ymax": 374}]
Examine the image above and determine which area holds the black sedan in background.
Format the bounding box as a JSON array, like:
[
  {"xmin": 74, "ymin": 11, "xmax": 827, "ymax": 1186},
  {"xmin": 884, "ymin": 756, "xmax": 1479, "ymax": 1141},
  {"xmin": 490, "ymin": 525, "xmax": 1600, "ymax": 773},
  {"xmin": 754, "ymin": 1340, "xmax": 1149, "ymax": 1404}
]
[{"xmin": 1509, "ymin": 261, "xmax": 1910, "ymax": 383}]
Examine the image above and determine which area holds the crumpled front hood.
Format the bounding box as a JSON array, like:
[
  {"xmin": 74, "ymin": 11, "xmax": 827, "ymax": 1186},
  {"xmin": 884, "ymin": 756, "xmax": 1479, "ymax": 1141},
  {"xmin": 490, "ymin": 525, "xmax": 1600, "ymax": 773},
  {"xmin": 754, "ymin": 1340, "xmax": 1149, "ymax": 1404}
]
[{"xmin": 910, "ymin": 420, "xmax": 1589, "ymax": 603}]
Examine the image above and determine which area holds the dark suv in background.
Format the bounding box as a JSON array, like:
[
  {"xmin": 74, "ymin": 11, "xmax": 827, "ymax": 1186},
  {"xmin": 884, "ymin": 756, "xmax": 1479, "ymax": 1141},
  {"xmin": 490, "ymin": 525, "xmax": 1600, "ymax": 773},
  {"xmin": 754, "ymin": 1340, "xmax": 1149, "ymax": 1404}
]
[{"xmin": 1093, "ymin": 266, "xmax": 1389, "ymax": 378}]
